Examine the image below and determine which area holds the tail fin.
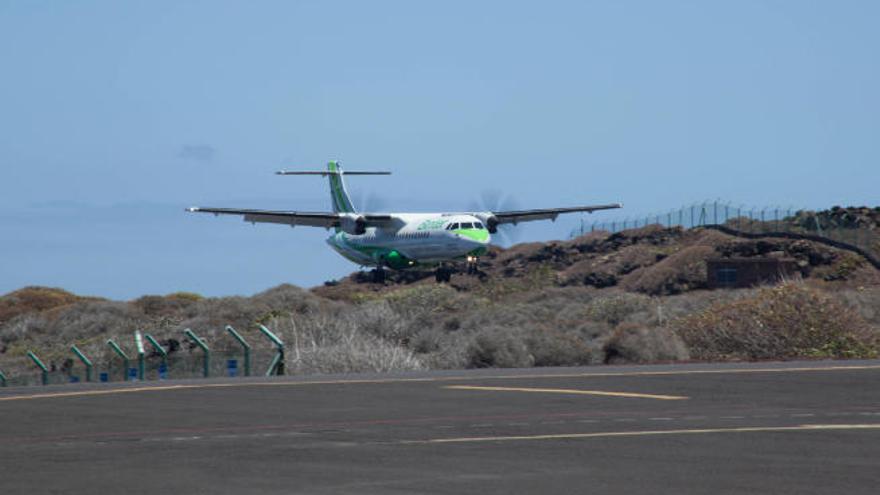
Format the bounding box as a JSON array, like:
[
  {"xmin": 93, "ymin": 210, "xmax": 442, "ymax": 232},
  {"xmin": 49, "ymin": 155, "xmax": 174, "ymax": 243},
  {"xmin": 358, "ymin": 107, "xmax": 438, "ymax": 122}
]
[
  {"xmin": 275, "ymin": 161, "xmax": 390, "ymax": 214},
  {"xmin": 327, "ymin": 160, "xmax": 356, "ymax": 213}
]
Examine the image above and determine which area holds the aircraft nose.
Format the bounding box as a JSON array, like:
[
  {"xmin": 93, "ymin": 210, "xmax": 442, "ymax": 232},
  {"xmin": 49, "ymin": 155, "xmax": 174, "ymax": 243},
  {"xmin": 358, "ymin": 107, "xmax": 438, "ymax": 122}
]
[{"xmin": 462, "ymin": 231, "xmax": 490, "ymax": 247}]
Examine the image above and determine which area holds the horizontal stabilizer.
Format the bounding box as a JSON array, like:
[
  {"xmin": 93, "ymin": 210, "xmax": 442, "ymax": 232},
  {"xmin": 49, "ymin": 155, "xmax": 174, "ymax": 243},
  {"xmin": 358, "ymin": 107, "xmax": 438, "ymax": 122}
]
[{"xmin": 276, "ymin": 170, "xmax": 391, "ymax": 176}]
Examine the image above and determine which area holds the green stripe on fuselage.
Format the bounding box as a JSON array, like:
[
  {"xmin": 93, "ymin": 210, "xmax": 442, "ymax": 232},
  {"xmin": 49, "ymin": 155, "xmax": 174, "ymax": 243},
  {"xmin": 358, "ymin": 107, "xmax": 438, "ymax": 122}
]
[{"xmin": 453, "ymin": 228, "xmax": 490, "ymax": 242}]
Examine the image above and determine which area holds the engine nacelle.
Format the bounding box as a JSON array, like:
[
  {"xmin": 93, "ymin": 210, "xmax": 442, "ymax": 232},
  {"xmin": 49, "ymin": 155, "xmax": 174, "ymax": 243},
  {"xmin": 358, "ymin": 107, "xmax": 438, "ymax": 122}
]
[
  {"xmin": 339, "ymin": 214, "xmax": 367, "ymax": 235},
  {"xmin": 474, "ymin": 212, "xmax": 500, "ymax": 234}
]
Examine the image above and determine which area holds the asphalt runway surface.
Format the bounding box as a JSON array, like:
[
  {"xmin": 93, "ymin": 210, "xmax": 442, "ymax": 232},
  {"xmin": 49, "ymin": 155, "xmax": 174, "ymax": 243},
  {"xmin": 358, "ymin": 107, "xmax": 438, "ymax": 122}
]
[{"xmin": 1, "ymin": 360, "xmax": 879, "ymax": 494}]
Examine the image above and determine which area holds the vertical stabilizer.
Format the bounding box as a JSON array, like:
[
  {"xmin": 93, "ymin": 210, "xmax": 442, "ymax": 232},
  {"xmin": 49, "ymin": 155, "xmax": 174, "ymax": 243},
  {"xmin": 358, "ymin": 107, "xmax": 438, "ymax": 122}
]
[{"xmin": 327, "ymin": 161, "xmax": 356, "ymax": 213}]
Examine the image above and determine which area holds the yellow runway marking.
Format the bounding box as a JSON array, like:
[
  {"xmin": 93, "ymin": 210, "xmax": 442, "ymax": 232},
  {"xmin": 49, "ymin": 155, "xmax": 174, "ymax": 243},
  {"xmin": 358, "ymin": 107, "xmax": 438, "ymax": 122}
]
[
  {"xmin": 1, "ymin": 363, "xmax": 879, "ymax": 402},
  {"xmin": 0, "ymin": 385, "xmax": 202, "ymax": 401},
  {"xmin": 444, "ymin": 385, "xmax": 688, "ymax": 401},
  {"xmin": 411, "ymin": 423, "xmax": 880, "ymax": 444}
]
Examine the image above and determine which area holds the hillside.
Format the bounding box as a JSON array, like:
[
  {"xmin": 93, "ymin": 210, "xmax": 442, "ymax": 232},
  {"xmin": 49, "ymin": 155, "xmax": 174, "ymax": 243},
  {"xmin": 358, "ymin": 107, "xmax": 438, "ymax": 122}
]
[
  {"xmin": 1, "ymin": 210, "xmax": 879, "ymax": 384},
  {"xmin": 314, "ymin": 223, "xmax": 880, "ymax": 300}
]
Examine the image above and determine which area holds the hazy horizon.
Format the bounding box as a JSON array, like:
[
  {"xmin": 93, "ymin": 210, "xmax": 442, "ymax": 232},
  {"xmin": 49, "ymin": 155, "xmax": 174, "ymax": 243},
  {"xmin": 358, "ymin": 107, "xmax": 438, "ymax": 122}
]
[{"xmin": 2, "ymin": 1, "xmax": 878, "ymax": 299}]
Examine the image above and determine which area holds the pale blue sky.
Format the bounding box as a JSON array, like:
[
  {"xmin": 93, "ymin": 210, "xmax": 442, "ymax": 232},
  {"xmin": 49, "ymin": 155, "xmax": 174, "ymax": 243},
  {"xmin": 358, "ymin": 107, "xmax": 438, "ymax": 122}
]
[{"xmin": 1, "ymin": 1, "xmax": 877, "ymax": 299}]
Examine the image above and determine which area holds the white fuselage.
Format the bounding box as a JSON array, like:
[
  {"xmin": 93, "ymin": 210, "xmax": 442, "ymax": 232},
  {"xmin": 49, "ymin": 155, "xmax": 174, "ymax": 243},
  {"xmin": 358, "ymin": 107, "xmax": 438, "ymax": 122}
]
[{"xmin": 325, "ymin": 213, "xmax": 490, "ymax": 269}]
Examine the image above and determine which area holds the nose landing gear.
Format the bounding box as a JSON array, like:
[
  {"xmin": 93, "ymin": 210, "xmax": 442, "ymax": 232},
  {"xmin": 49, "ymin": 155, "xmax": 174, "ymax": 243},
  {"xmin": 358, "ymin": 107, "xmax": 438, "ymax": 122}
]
[{"xmin": 466, "ymin": 255, "xmax": 480, "ymax": 275}]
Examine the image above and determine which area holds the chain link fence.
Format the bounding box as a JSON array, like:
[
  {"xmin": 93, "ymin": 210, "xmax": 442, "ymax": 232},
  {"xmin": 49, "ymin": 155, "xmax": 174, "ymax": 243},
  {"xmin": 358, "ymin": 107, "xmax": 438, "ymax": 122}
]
[{"xmin": 572, "ymin": 202, "xmax": 880, "ymax": 261}]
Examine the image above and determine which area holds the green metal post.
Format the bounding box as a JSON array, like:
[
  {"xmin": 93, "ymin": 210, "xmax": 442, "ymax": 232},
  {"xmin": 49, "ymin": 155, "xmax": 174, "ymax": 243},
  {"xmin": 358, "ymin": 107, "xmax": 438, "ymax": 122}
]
[
  {"xmin": 258, "ymin": 324, "xmax": 285, "ymax": 376},
  {"xmin": 144, "ymin": 334, "xmax": 169, "ymax": 379},
  {"xmin": 225, "ymin": 325, "xmax": 251, "ymax": 377},
  {"xmin": 27, "ymin": 351, "xmax": 49, "ymax": 386},
  {"xmin": 265, "ymin": 352, "xmax": 282, "ymax": 378},
  {"xmin": 0, "ymin": 369, "xmax": 7, "ymax": 387},
  {"xmin": 184, "ymin": 329, "xmax": 210, "ymax": 378},
  {"xmin": 135, "ymin": 331, "xmax": 146, "ymax": 381},
  {"xmin": 144, "ymin": 334, "xmax": 168, "ymax": 365},
  {"xmin": 71, "ymin": 345, "xmax": 94, "ymax": 382},
  {"xmin": 107, "ymin": 339, "xmax": 130, "ymax": 381}
]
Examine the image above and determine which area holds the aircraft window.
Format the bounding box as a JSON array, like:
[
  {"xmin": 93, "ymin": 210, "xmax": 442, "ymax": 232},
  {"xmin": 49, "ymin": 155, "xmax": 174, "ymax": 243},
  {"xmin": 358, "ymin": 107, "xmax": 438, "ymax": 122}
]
[
  {"xmin": 450, "ymin": 223, "xmax": 460, "ymax": 230},
  {"xmin": 461, "ymin": 222, "xmax": 474, "ymax": 229},
  {"xmin": 474, "ymin": 222, "xmax": 484, "ymax": 229}
]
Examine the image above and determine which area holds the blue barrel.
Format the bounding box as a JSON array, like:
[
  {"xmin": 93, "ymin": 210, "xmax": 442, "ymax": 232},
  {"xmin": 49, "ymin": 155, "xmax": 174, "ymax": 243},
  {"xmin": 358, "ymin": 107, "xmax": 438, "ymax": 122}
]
[{"xmin": 158, "ymin": 362, "xmax": 168, "ymax": 380}]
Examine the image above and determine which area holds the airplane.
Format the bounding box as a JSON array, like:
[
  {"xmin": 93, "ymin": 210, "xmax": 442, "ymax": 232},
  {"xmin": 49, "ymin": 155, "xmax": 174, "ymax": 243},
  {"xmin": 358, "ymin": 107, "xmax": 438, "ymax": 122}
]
[{"xmin": 187, "ymin": 161, "xmax": 622, "ymax": 283}]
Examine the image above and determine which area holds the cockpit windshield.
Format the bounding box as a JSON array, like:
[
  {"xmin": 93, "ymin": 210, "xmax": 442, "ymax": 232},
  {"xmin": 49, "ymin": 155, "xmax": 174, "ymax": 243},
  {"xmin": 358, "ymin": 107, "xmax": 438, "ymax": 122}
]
[{"xmin": 446, "ymin": 221, "xmax": 485, "ymax": 230}]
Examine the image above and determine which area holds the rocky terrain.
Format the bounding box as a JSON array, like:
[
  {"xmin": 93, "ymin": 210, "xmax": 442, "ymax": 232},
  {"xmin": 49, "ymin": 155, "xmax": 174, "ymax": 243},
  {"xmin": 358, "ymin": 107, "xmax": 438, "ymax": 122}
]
[{"xmin": 1, "ymin": 208, "xmax": 879, "ymax": 384}]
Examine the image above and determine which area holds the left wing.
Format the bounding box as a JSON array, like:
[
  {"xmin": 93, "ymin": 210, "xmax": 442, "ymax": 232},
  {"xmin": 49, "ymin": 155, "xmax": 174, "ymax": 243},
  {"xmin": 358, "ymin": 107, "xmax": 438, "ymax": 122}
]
[
  {"xmin": 491, "ymin": 203, "xmax": 622, "ymax": 225},
  {"xmin": 187, "ymin": 207, "xmax": 394, "ymax": 228},
  {"xmin": 187, "ymin": 207, "xmax": 340, "ymax": 227}
]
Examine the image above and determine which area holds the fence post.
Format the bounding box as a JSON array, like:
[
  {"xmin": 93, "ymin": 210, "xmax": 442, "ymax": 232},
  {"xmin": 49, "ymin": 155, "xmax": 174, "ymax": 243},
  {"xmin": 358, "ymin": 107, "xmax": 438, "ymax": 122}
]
[
  {"xmin": 107, "ymin": 340, "xmax": 130, "ymax": 382},
  {"xmin": 0, "ymin": 368, "xmax": 7, "ymax": 387},
  {"xmin": 144, "ymin": 334, "xmax": 169, "ymax": 375},
  {"xmin": 184, "ymin": 329, "xmax": 210, "ymax": 378},
  {"xmin": 258, "ymin": 324, "xmax": 285, "ymax": 376},
  {"xmin": 225, "ymin": 325, "xmax": 252, "ymax": 377},
  {"xmin": 71, "ymin": 345, "xmax": 94, "ymax": 382},
  {"xmin": 27, "ymin": 351, "xmax": 49, "ymax": 386},
  {"xmin": 135, "ymin": 331, "xmax": 146, "ymax": 381}
]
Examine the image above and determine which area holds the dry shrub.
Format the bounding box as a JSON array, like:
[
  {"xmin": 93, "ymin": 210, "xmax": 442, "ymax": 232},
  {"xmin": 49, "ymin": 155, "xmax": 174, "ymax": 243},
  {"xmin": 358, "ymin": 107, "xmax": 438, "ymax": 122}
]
[
  {"xmin": 832, "ymin": 288, "xmax": 880, "ymax": 326},
  {"xmin": 250, "ymin": 284, "xmax": 322, "ymax": 314},
  {"xmin": 622, "ymin": 245, "xmax": 715, "ymax": 295},
  {"xmin": 466, "ymin": 327, "xmax": 534, "ymax": 368},
  {"xmin": 673, "ymin": 282, "xmax": 879, "ymax": 360},
  {"xmin": 132, "ymin": 294, "xmax": 201, "ymax": 318},
  {"xmin": 583, "ymin": 292, "xmax": 652, "ymax": 326},
  {"xmin": 0, "ymin": 286, "xmax": 89, "ymax": 324},
  {"xmin": 602, "ymin": 323, "xmax": 689, "ymax": 364},
  {"xmin": 268, "ymin": 313, "xmax": 423, "ymax": 374},
  {"xmin": 525, "ymin": 327, "xmax": 596, "ymax": 366}
]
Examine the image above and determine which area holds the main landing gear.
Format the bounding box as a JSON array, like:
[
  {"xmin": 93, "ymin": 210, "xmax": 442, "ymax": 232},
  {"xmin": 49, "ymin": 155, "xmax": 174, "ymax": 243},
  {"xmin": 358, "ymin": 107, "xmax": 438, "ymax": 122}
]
[
  {"xmin": 435, "ymin": 265, "xmax": 452, "ymax": 283},
  {"xmin": 370, "ymin": 267, "xmax": 386, "ymax": 284}
]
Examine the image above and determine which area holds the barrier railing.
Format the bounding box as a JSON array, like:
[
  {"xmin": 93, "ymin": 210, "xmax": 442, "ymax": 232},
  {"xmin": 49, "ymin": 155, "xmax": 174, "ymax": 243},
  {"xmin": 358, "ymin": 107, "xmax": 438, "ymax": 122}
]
[{"xmin": 0, "ymin": 324, "xmax": 297, "ymax": 388}]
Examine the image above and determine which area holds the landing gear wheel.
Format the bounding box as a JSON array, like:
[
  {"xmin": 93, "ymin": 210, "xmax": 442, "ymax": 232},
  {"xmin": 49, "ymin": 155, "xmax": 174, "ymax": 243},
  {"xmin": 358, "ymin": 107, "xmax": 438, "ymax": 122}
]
[
  {"xmin": 371, "ymin": 268, "xmax": 386, "ymax": 284},
  {"xmin": 435, "ymin": 266, "xmax": 452, "ymax": 283},
  {"xmin": 466, "ymin": 257, "xmax": 480, "ymax": 275}
]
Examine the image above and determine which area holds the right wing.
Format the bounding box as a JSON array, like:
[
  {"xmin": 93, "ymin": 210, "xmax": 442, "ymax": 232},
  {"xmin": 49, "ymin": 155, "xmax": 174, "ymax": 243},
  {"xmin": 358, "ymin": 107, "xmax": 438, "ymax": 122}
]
[{"xmin": 491, "ymin": 203, "xmax": 623, "ymax": 225}]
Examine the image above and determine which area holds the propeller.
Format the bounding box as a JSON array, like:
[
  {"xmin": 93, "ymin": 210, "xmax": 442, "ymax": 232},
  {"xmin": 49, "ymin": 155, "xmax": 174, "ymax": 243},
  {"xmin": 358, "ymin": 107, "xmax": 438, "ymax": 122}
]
[
  {"xmin": 468, "ymin": 189, "xmax": 523, "ymax": 247},
  {"xmin": 354, "ymin": 190, "xmax": 389, "ymax": 214}
]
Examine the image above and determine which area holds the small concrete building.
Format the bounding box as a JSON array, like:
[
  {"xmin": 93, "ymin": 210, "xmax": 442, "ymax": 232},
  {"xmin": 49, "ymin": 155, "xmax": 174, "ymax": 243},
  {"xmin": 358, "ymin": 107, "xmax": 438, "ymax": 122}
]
[{"xmin": 706, "ymin": 257, "xmax": 800, "ymax": 289}]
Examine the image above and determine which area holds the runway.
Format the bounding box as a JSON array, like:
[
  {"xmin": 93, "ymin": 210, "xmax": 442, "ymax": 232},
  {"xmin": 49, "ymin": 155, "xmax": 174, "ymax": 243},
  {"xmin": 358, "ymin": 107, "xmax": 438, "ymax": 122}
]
[{"xmin": 2, "ymin": 360, "xmax": 879, "ymax": 494}]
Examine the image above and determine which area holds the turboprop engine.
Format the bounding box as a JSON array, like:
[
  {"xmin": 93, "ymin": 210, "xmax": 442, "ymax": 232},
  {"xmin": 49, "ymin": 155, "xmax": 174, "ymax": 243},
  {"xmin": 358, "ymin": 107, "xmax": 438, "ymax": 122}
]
[
  {"xmin": 339, "ymin": 214, "xmax": 367, "ymax": 235},
  {"xmin": 473, "ymin": 212, "xmax": 500, "ymax": 233}
]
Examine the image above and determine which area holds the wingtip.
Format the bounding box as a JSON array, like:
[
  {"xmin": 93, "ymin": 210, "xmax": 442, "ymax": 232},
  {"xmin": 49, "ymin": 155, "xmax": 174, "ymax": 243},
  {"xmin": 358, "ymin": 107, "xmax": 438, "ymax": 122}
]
[{"xmin": 186, "ymin": 207, "xmax": 199, "ymax": 212}]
